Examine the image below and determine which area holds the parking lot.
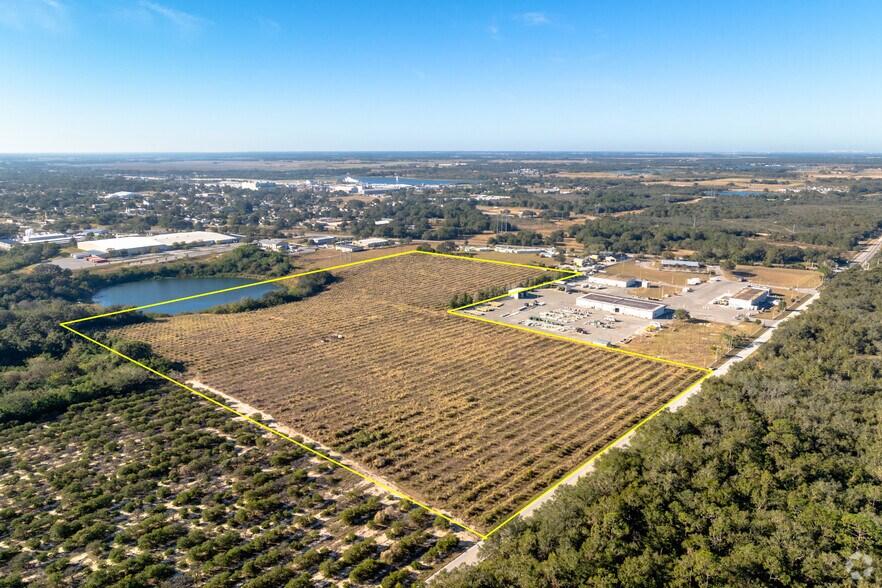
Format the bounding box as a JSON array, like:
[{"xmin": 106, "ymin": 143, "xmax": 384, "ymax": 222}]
[
  {"xmin": 472, "ymin": 272, "xmax": 804, "ymax": 347},
  {"xmin": 476, "ymin": 288, "xmax": 659, "ymax": 346}
]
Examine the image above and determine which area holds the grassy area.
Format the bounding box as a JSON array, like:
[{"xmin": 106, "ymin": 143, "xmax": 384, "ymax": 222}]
[
  {"xmin": 468, "ymin": 250, "xmax": 553, "ymax": 267},
  {"xmin": 607, "ymin": 259, "xmax": 709, "ymax": 287},
  {"xmin": 728, "ymin": 265, "xmax": 823, "ymax": 288},
  {"xmin": 630, "ymin": 284, "xmax": 682, "ymax": 299},
  {"xmin": 296, "ymin": 243, "xmax": 419, "ymax": 269},
  {"xmin": 622, "ymin": 320, "xmax": 760, "ymax": 368}
]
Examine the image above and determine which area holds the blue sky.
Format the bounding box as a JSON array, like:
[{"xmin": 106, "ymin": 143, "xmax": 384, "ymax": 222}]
[{"xmin": 1, "ymin": 0, "xmax": 881, "ymax": 152}]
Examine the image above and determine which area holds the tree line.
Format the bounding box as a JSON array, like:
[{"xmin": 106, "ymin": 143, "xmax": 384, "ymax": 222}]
[{"xmin": 434, "ymin": 267, "xmax": 882, "ymax": 587}]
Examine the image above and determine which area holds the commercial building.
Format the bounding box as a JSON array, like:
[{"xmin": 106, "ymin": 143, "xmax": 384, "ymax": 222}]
[
  {"xmin": 78, "ymin": 231, "xmax": 237, "ymax": 255},
  {"xmin": 336, "ymin": 243, "xmax": 365, "ymax": 253},
  {"xmin": 728, "ymin": 287, "xmax": 771, "ymax": 310},
  {"xmin": 576, "ymin": 293, "xmax": 668, "ymax": 319},
  {"xmin": 257, "ymin": 239, "xmax": 289, "ymax": 252},
  {"xmin": 661, "ymin": 259, "xmax": 702, "ymax": 269},
  {"xmin": 309, "ymin": 235, "xmax": 336, "ymax": 245},
  {"xmin": 20, "ymin": 232, "xmax": 71, "ymax": 245},
  {"xmin": 494, "ymin": 245, "xmax": 555, "ymax": 255},
  {"xmin": 353, "ymin": 237, "xmax": 392, "ymax": 249},
  {"xmin": 588, "ymin": 274, "xmax": 639, "ymax": 288},
  {"xmin": 150, "ymin": 231, "xmax": 238, "ymax": 247}
]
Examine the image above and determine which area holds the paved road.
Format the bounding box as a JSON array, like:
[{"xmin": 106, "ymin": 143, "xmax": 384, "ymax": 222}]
[{"xmin": 851, "ymin": 236, "xmax": 882, "ymax": 267}]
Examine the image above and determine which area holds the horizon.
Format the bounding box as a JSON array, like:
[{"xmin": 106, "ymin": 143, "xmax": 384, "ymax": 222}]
[
  {"xmin": 2, "ymin": 0, "xmax": 881, "ymax": 152},
  {"xmin": 3, "ymin": 150, "xmax": 882, "ymax": 157}
]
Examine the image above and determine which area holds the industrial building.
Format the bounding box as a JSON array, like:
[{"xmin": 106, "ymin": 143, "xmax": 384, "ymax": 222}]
[
  {"xmin": 257, "ymin": 239, "xmax": 289, "ymax": 252},
  {"xmin": 588, "ymin": 274, "xmax": 638, "ymax": 288},
  {"xmin": 353, "ymin": 237, "xmax": 392, "ymax": 248},
  {"xmin": 20, "ymin": 232, "xmax": 71, "ymax": 245},
  {"xmin": 78, "ymin": 231, "xmax": 237, "ymax": 255},
  {"xmin": 309, "ymin": 235, "xmax": 336, "ymax": 245},
  {"xmin": 336, "ymin": 243, "xmax": 365, "ymax": 253},
  {"xmin": 728, "ymin": 287, "xmax": 771, "ymax": 310},
  {"xmin": 661, "ymin": 259, "xmax": 702, "ymax": 269},
  {"xmin": 493, "ymin": 245, "xmax": 555, "ymax": 255},
  {"xmin": 577, "ymin": 293, "xmax": 668, "ymax": 319}
]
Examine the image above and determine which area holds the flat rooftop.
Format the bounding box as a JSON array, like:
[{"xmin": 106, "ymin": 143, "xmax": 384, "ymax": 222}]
[
  {"xmin": 578, "ymin": 292, "xmax": 667, "ymax": 312},
  {"xmin": 731, "ymin": 287, "xmax": 769, "ymax": 301}
]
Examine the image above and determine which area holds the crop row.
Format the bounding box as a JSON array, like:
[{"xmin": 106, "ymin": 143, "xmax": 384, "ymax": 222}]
[{"xmin": 105, "ymin": 255, "xmax": 704, "ymax": 532}]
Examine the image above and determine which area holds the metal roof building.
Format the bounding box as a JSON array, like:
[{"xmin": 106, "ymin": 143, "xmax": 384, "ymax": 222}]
[
  {"xmin": 661, "ymin": 259, "xmax": 702, "ymax": 269},
  {"xmin": 577, "ymin": 293, "xmax": 668, "ymax": 319},
  {"xmin": 588, "ymin": 274, "xmax": 639, "ymax": 288},
  {"xmin": 78, "ymin": 231, "xmax": 237, "ymax": 255},
  {"xmin": 728, "ymin": 287, "xmax": 771, "ymax": 310}
]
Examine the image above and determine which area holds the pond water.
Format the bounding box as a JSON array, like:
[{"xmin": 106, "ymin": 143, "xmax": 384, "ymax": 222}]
[{"xmin": 93, "ymin": 277, "xmax": 282, "ymax": 315}]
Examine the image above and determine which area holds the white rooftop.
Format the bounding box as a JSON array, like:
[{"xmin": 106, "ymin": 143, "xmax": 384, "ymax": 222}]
[{"xmin": 79, "ymin": 231, "xmax": 236, "ymax": 253}]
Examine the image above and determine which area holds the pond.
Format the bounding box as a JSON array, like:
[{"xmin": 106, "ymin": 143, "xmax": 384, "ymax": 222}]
[{"xmin": 93, "ymin": 277, "xmax": 283, "ymax": 315}]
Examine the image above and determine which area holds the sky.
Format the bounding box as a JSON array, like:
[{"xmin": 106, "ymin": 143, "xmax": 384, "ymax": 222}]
[{"xmin": 1, "ymin": 0, "xmax": 881, "ymax": 153}]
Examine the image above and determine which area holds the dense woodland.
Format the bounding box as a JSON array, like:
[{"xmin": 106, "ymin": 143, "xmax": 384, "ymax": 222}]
[{"xmin": 435, "ymin": 267, "xmax": 882, "ymax": 587}]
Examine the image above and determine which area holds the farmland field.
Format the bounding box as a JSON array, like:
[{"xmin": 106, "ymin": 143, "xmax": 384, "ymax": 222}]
[{"xmin": 88, "ymin": 252, "xmax": 706, "ymax": 533}]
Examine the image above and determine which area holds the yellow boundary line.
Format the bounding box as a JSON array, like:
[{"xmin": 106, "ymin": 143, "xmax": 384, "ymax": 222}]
[
  {"xmin": 481, "ymin": 370, "xmax": 711, "ymax": 539},
  {"xmin": 58, "ymin": 323, "xmax": 485, "ymax": 538},
  {"xmin": 60, "ymin": 249, "xmax": 711, "ymax": 540}
]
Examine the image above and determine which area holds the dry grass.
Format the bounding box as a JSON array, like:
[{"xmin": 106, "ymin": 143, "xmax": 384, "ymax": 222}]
[
  {"xmin": 729, "ymin": 265, "xmax": 823, "ymax": 289},
  {"xmin": 467, "ymin": 251, "xmax": 552, "ymax": 267},
  {"xmin": 608, "ymin": 260, "xmax": 707, "ymax": 287},
  {"xmin": 622, "ymin": 320, "xmax": 760, "ymax": 368},
  {"xmin": 296, "ymin": 244, "xmax": 419, "ymax": 269},
  {"xmin": 630, "ymin": 284, "xmax": 682, "ymax": 299},
  {"xmin": 96, "ymin": 253, "xmax": 704, "ymax": 532}
]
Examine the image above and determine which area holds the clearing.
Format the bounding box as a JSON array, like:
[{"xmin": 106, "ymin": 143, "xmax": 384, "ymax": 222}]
[
  {"xmin": 621, "ymin": 320, "xmax": 762, "ymax": 368},
  {"xmin": 727, "ymin": 265, "xmax": 823, "ymax": 289}
]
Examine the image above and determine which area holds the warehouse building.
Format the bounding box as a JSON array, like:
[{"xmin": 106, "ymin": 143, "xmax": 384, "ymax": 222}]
[
  {"xmin": 727, "ymin": 287, "xmax": 771, "ymax": 310},
  {"xmin": 588, "ymin": 274, "xmax": 638, "ymax": 288},
  {"xmin": 309, "ymin": 235, "xmax": 336, "ymax": 245},
  {"xmin": 78, "ymin": 231, "xmax": 237, "ymax": 255},
  {"xmin": 576, "ymin": 293, "xmax": 668, "ymax": 319},
  {"xmin": 335, "ymin": 243, "xmax": 365, "ymax": 253},
  {"xmin": 257, "ymin": 239, "xmax": 289, "ymax": 252},
  {"xmin": 661, "ymin": 259, "xmax": 702, "ymax": 269},
  {"xmin": 353, "ymin": 237, "xmax": 392, "ymax": 248}
]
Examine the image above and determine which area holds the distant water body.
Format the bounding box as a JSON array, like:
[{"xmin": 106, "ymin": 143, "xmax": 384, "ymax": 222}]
[
  {"xmin": 355, "ymin": 177, "xmax": 463, "ymax": 186},
  {"xmin": 93, "ymin": 277, "xmax": 282, "ymax": 315}
]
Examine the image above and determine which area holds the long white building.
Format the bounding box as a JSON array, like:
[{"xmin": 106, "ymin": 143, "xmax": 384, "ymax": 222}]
[
  {"xmin": 577, "ymin": 293, "xmax": 667, "ymax": 319},
  {"xmin": 588, "ymin": 274, "xmax": 638, "ymax": 288},
  {"xmin": 79, "ymin": 231, "xmax": 238, "ymax": 255}
]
